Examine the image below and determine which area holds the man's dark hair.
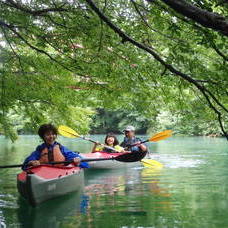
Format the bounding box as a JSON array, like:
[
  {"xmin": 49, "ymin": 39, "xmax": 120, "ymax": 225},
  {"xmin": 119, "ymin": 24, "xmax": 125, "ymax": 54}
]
[
  {"xmin": 38, "ymin": 124, "xmax": 58, "ymax": 139},
  {"xmin": 105, "ymin": 133, "xmax": 119, "ymax": 146}
]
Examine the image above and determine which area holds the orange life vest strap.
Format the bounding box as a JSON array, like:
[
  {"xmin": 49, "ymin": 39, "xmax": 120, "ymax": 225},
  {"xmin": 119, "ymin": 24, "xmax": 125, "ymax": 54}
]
[{"xmin": 39, "ymin": 145, "xmax": 65, "ymax": 164}]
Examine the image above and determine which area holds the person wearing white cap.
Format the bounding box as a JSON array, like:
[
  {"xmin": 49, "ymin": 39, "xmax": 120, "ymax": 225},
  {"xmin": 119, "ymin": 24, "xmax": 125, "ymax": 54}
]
[{"xmin": 120, "ymin": 126, "xmax": 147, "ymax": 152}]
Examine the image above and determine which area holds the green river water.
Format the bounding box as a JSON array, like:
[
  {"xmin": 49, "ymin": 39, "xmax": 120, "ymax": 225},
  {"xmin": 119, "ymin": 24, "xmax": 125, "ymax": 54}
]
[{"xmin": 0, "ymin": 135, "xmax": 227, "ymax": 228}]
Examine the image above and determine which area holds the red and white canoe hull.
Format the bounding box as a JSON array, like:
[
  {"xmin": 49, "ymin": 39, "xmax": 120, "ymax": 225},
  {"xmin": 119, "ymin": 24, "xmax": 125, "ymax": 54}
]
[
  {"xmin": 82, "ymin": 152, "xmax": 140, "ymax": 169},
  {"xmin": 17, "ymin": 165, "xmax": 84, "ymax": 206}
]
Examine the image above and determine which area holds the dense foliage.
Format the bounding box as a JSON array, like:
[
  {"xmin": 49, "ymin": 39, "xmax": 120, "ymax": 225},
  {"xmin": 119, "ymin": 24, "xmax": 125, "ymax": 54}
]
[
  {"xmin": 90, "ymin": 108, "xmax": 222, "ymax": 136},
  {"xmin": 0, "ymin": 0, "xmax": 227, "ymax": 140}
]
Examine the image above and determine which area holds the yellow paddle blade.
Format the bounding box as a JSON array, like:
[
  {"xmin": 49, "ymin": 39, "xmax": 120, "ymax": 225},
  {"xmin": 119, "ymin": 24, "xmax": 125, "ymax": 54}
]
[
  {"xmin": 58, "ymin": 125, "xmax": 80, "ymax": 138},
  {"xmin": 141, "ymin": 159, "xmax": 164, "ymax": 169},
  {"xmin": 149, "ymin": 130, "xmax": 172, "ymax": 142}
]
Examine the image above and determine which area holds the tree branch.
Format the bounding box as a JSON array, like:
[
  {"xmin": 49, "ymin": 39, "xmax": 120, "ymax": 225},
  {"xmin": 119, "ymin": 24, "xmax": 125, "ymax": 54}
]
[
  {"xmin": 211, "ymin": 41, "xmax": 228, "ymax": 62},
  {"xmin": 0, "ymin": 20, "xmax": 76, "ymax": 73},
  {"xmin": 130, "ymin": 0, "xmax": 186, "ymax": 44},
  {"xmin": 156, "ymin": 0, "xmax": 228, "ymax": 36},
  {"xmin": 0, "ymin": 27, "xmax": 25, "ymax": 74},
  {"xmin": 85, "ymin": 0, "xmax": 228, "ymax": 139},
  {"xmin": 4, "ymin": 0, "xmax": 68, "ymax": 16}
]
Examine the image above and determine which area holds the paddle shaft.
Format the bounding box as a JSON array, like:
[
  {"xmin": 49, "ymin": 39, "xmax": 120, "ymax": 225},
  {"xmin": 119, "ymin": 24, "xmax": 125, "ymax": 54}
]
[
  {"xmin": 50, "ymin": 157, "xmax": 116, "ymax": 164},
  {"xmin": 0, "ymin": 157, "xmax": 124, "ymax": 168},
  {"xmin": 126, "ymin": 139, "xmax": 149, "ymax": 148},
  {"xmin": 126, "ymin": 130, "xmax": 172, "ymax": 147},
  {"xmin": 80, "ymin": 136, "xmax": 120, "ymax": 152},
  {"xmin": 0, "ymin": 164, "xmax": 23, "ymax": 168},
  {"xmin": 58, "ymin": 126, "xmax": 120, "ymax": 152},
  {"xmin": 79, "ymin": 136, "xmax": 97, "ymax": 144}
]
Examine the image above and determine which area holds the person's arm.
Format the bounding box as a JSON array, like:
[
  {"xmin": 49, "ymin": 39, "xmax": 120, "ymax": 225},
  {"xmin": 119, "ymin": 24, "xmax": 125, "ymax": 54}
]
[
  {"xmin": 91, "ymin": 142, "xmax": 100, "ymax": 153},
  {"xmin": 21, "ymin": 146, "xmax": 42, "ymax": 170},
  {"xmin": 131, "ymin": 138, "xmax": 148, "ymax": 152},
  {"xmin": 139, "ymin": 143, "xmax": 147, "ymax": 152},
  {"xmin": 136, "ymin": 138, "xmax": 148, "ymax": 152},
  {"xmin": 61, "ymin": 145, "xmax": 89, "ymax": 168},
  {"xmin": 114, "ymin": 145, "xmax": 125, "ymax": 153}
]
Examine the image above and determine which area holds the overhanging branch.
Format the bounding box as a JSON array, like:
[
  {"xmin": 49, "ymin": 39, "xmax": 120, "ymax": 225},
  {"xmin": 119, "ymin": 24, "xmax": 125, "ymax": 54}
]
[
  {"xmin": 156, "ymin": 0, "xmax": 228, "ymax": 36},
  {"xmin": 3, "ymin": 0, "xmax": 68, "ymax": 16},
  {"xmin": 85, "ymin": 0, "xmax": 228, "ymax": 139},
  {"xmin": 0, "ymin": 20, "xmax": 76, "ymax": 73}
]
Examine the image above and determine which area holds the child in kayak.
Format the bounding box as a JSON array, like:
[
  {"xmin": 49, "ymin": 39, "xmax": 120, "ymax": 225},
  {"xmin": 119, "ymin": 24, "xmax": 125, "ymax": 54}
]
[
  {"xmin": 92, "ymin": 133, "xmax": 124, "ymax": 153},
  {"xmin": 22, "ymin": 124, "xmax": 89, "ymax": 170}
]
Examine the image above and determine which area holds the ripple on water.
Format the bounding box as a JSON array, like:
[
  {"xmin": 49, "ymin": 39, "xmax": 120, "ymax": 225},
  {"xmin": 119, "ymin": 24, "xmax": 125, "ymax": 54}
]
[
  {"xmin": 150, "ymin": 154, "xmax": 205, "ymax": 169},
  {"xmin": 0, "ymin": 194, "xmax": 18, "ymax": 209},
  {"xmin": 0, "ymin": 216, "xmax": 6, "ymax": 228}
]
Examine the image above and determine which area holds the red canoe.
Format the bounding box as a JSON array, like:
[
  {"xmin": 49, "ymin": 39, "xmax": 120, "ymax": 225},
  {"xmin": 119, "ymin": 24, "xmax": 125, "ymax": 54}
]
[
  {"xmin": 17, "ymin": 165, "xmax": 84, "ymax": 206},
  {"xmin": 82, "ymin": 151, "xmax": 145, "ymax": 169}
]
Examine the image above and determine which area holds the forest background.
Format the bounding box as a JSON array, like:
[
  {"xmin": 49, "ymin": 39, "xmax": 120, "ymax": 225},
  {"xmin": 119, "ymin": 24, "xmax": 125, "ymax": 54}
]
[{"xmin": 0, "ymin": 0, "xmax": 227, "ymax": 141}]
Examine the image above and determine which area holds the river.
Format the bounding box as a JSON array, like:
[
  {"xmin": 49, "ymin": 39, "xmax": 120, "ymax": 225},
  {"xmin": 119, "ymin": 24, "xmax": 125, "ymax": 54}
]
[{"xmin": 0, "ymin": 135, "xmax": 227, "ymax": 227}]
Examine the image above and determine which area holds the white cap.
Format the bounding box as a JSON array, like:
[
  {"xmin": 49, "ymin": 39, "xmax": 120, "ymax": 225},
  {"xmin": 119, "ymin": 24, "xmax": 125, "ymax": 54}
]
[{"xmin": 123, "ymin": 125, "xmax": 135, "ymax": 132}]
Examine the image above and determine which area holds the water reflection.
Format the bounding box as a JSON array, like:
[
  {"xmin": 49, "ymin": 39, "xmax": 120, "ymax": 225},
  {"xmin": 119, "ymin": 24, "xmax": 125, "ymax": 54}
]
[
  {"xmin": 17, "ymin": 188, "xmax": 86, "ymax": 228},
  {"xmin": 83, "ymin": 168, "xmax": 150, "ymax": 226},
  {"xmin": 141, "ymin": 168, "xmax": 170, "ymax": 196},
  {"xmin": 80, "ymin": 166, "xmax": 173, "ymax": 226},
  {"xmin": 84, "ymin": 167, "xmax": 143, "ymax": 195}
]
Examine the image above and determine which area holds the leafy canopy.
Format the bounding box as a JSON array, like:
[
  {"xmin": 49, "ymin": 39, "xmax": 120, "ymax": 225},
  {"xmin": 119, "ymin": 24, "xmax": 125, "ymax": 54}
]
[{"xmin": 0, "ymin": 0, "xmax": 227, "ymax": 140}]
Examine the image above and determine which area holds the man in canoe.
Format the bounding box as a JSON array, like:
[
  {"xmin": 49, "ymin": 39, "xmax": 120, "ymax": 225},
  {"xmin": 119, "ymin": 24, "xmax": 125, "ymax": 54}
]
[
  {"xmin": 120, "ymin": 126, "xmax": 148, "ymax": 153},
  {"xmin": 22, "ymin": 124, "xmax": 89, "ymax": 170}
]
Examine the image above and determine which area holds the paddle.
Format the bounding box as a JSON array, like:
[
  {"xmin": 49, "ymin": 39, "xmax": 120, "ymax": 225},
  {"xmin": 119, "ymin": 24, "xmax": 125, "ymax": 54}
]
[
  {"xmin": 141, "ymin": 159, "xmax": 164, "ymax": 169},
  {"xmin": 0, "ymin": 151, "xmax": 146, "ymax": 169},
  {"xmin": 127, "ymin": 130, "xmax": 172, "ymax": 147},
  {"xmin": 58, "ymin": 125, "xmax": 119, "ymax": 152}
]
